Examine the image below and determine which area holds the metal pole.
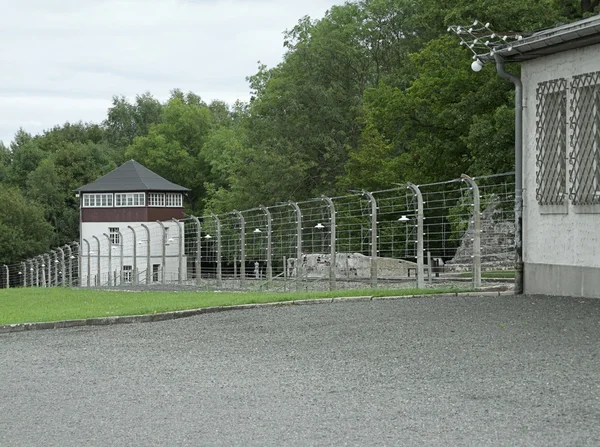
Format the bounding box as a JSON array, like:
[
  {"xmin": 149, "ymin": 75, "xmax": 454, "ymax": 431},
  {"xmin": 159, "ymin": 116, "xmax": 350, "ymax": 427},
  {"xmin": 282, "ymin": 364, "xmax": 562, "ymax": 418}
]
[
  {"xmin": 57, "ymin": 247, "xmax": 66, "ymax": 287},
  {"xmin": 3, "ymin": 264, "xmax": 8, "ymax": 289},
  {"xmin": 117, "ymin": 230, "xmax": 124, "ymax": 285},
  {"xmin": 83, "ymin": 238, "xmax": 91, "ymax": 287},
  {"xmin": 45, "ymin": 254, "xmax": 51, "ymax": 287},
  {"xmin": 92, "ymin": 235, "xmax": 100, "ymax": 286},
  {"xmin": 172, "ymin": 218, "xmax": 183, "ymax": 284},
  {"xmin": 494, "ymin": 54, "xmax": 523, "ymax": 294},
  {"xmin": 140, "ymin": 224, "xmax": 151, "ymax": 285},
  {"xmin": 51, "ymin": 251, "xmax": 58, "ymax": 286},
  {"xmin": 23, "ymin": 261, "xmax": 27, "ymax": 287},
  {"xmin": 259, "ymin": 206, "xmax": 272, "ymax": 286},
  {"xmin": 72, "ymin": 241, "xmax": 79, "ymax": 287},
  {"xmin": 461, "ymin": 174, "xmax": 482, "ymax": 288},
  {"xmin": 407, "ymin": 183, "xmax": 425, "ymax": 289},
  {"xmin": 156, "ymin": 221, "xmax": 167, "ymax": 285},
  {"xmin": 233, "ymin": 211, "xmax": 246, "ymax": 289},
  {"xmin": 33, "ymin": 258, "xmax": 39, "ymax": 287},
  {"xmin": 189, "ymin": 216, "xmax": 201, "ymax": 286},
  {"xmin": 362, "ymin": 191, "xmax": 378, "ymax": 287},
  {"xmin": 103, "ymin": 234, "xmax": 112, "ymax": 287},
  {"xmin": 211, "ymin": 214, "xmax": 222, "ymax": 286},
  {"xmin": 321, "ymin": 196, "xmax": 337, "ymax": 290},
  {"xmin": 128, "ymin": 226, "xmax": 137, "ymax": 285},
  {"xmin": 65, "ymin": 245, "xmax": 73, "ymax": 287},
  {"xmin": 288, "ymin": 202, "xmax": 303, "ymax": 282}
]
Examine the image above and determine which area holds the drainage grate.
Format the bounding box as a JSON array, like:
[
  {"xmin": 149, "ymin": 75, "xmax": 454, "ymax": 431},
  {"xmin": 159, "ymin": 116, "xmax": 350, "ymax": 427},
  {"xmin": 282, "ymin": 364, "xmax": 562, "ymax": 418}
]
[
  {"xmin": 536, "ymin": 78, "xmax": 567, "ymax": 205},
  {"xmin": 569, "ymin": 71, "xmax": 600, "ymax": 206}
]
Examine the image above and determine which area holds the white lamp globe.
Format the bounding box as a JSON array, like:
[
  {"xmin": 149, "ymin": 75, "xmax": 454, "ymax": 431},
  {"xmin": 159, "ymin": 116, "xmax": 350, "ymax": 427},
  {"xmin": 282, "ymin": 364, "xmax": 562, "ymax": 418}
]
[{"xmin": 471, "ymin": 59, "xmax": 483, "ymax": 72}]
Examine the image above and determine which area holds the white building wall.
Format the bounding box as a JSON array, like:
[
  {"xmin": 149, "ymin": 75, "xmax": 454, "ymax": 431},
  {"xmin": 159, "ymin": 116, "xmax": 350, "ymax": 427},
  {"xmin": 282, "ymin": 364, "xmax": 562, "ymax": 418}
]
[
  {"xmin": 521, "ymin": 43, "xmax": 600, "ymax": 297},
  {"xmin": 80, "ymin": 221, "xmax": 187, "ymax": 286}
]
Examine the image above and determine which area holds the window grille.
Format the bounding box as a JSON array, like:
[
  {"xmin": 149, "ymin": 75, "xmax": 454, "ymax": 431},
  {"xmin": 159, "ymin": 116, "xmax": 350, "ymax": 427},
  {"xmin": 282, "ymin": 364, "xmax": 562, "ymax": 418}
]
[
  {"xmin": 536, "ymin": 78, "xmax": 567, "ymax": 205},
  {"xmin": 569, "ymin": 71, "xmax": 600, "ymax": 205},
  {"xmin": 83, "ymin": 193, "xmax": 113, "ymax": 207},
  {"xmin": 165, "ymin": 193, "xmax": 182, "ymax": 207},
  {"xmin": 115, "ymin": 193, "xmax": 145, "ymax": 207},
  {"xmin": 148, "ymin": 193, "xmax": 165, "ymax": 207}
]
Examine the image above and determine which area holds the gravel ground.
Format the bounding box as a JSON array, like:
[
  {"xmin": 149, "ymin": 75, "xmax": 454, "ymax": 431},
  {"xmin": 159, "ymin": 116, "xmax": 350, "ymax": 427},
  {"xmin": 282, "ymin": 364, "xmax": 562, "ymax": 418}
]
[{"xmin": 1, "ymin": 294, "xmax": 600, "ymax": 446}]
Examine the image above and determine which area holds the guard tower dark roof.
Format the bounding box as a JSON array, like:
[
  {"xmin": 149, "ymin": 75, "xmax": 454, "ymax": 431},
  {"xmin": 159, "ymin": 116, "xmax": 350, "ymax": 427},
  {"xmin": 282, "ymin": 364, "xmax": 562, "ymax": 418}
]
[{"xmin": 75, "ymin": 160, "xmax": 190, "ymax": 193}]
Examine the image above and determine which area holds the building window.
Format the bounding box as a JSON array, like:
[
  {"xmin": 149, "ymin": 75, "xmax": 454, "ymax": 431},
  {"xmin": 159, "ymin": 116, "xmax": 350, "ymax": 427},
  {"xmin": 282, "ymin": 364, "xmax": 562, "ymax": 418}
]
[
  {"xmin": 166, "ymin": 193, "xmax": 183, "ymax": 207},
  {"xmin": 570, "ymin": 71, "xmax": 600, "ymax": 206},
  {"xmin": 115, "ymin": 192, "xmax": 145, "ymax": 207},
  {"xmin": 536, "ymin": 78, "xmax": 567, "ymax": 205},
  {"xmin": 148, "ymin": 193, "xmax": 165, "ymax": 207},
  {"xmin": 152, "ymin": 264, "xmax": 160, "ymax": 282},
  {"xmin": 122, "ymin": 265, "xmax": 132, "ymax": 283},
  {"xmin": 109, "ymin": 227, "xmax": 120, "ymax": 245},
  {"xmin": 83, "ymin": 193, "xmax": 113, "ymax": 208}
]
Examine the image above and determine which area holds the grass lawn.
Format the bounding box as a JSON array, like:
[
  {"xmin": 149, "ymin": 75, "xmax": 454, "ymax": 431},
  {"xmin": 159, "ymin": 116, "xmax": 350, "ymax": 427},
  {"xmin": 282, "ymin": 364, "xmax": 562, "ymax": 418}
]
[{"xmin": 0, "ymin": 286, "xmax": 472, "ymax": 325}]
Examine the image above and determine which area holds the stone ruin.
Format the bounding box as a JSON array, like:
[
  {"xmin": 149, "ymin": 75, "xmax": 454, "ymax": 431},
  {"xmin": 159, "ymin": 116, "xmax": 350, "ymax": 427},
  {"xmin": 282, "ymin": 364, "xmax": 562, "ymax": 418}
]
[
  {"xmin": 445, "ymin": 196, "xmax": 515, "ymax": 271},
  {"xmin": 286, "ymin": 252, "xmax": 417, "ymax": 279}
]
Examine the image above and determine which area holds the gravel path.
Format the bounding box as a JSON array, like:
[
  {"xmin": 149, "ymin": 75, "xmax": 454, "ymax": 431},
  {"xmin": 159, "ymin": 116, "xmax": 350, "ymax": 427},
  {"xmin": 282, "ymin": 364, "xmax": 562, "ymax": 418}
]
[{"xmin": 1, "ymin": 294, "xmax": 600, "ymax": 446}]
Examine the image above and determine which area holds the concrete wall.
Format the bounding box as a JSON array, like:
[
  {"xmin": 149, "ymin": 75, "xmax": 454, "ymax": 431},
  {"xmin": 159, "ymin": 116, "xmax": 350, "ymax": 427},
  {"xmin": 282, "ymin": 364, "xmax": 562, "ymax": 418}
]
[{"xmin": 521, "ymin": 43, "xmax": 600, "ymax": 297}]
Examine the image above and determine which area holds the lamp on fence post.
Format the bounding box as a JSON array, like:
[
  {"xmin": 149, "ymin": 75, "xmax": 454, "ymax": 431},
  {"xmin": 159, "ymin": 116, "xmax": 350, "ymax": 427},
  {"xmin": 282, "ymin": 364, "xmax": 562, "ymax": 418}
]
[
  {"xmin": 71, "ymin": 241, "xmax": 79, "ymax": 287},
  {"xmin": 65, "ymin": 244, "xmax": 73, "ymax": 287},
  {"xmin": 461, "ymin": 174, "xmax": 482, "ymax": 288},
  {"xmin": 49, "ymin": 251, "xmax": 58, "ymax": 286},
  {"xmin": 44, "ymin": 253, "xmax": 51, "ymax": 287},
  {"xmin": 33, "ymin": 258, "xmax": 39, "ymax": 287},
  {"xmin": 189, "ymin": 216, "xmax": 201, "ymax": 285},
  {"xmin": 128, "ymin": 226, "xmax": 137, "ymax": 285},
  {"xmin": 288, "ymin": 202, "xmax": 303, "ymax": 281},
  {"xmin": 233, "ymin": 211, "xmax": 246, "ymax": 288},
  {"xmin": 407, "ymin": 183, "xmax": 425, "ymax": 289},
  {"xmin": 29, "ymin": 259, "xmax": 35, "ymax": 287},
  {"xmin": 211, "ymin": 213, "xmax": 222, "ymax": 286}
]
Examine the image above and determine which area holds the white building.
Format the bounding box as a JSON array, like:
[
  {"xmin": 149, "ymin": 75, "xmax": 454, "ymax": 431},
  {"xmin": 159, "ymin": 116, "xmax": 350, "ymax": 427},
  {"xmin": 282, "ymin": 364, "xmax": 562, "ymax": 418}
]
[
  {"xmin": 76, "ymin": 160, "xmax": 189, "ymax": 286},
  {"xmin": 482, "ymin": 16, "xmax": 600, "ymax": 298}
]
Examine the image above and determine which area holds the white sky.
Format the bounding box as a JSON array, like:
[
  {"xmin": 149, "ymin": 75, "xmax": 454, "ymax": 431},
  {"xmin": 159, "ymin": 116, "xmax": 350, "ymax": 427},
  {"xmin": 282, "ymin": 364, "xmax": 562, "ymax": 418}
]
[{"xmin": 0, "ymin": 0, "xmax": 341, "ymax": 146}]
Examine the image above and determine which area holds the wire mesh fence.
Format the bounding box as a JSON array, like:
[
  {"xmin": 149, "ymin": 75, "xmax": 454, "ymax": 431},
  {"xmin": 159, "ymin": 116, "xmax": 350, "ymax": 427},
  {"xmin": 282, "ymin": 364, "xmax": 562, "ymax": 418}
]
[{"xmin": 2, "ymin": 173, "xmax": 516, "ymax": 292}]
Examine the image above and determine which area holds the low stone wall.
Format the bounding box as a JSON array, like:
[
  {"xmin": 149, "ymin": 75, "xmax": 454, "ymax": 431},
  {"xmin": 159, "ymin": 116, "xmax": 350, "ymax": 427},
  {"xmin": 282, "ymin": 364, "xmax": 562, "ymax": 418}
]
[{"xmin": 287, "ymin": 253, "xmax": 417, "ymax": 279}]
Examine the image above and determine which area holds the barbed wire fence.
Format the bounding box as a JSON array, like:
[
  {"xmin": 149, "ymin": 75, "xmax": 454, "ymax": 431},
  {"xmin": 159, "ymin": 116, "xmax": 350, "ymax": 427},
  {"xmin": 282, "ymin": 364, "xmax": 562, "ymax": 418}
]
[{"xmin": 1, "ymin": 173, "xmax": 515, "ymax": 292}]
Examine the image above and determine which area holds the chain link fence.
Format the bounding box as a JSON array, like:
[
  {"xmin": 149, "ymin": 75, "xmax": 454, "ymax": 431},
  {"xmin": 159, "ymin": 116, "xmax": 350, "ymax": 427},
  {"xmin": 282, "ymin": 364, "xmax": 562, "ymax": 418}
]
[{"xmin": 1, "ymin": 173, "xmax": 516, "ymax": 292}]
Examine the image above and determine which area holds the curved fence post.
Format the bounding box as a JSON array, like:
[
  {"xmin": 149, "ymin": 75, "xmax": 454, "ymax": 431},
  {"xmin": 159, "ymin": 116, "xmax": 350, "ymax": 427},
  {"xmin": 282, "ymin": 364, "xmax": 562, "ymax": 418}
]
[
  {"xmin": 22, "ymin": 262, "xmax": 27, "ymax": 287},
  {"xmin": 407, "ymin": 183, "xmax": 424, "ymax": 289},
  {"xmin": 57, "ymin": 247, "xmax": 66, "ymax": 287},
  {"xmin": 128, "ymin": 226, "xmax": 137, "ymax": 285},
  {"xmin": 233, "ymin": 211, "xmax": 246, "ymax": 289},
  {"xmin": 172, "ymin": 218, "xmax": 183, "ymax": 284},
  {"xmin": 83, "ymin": 239, "xmax": 91, "ymax": 287},
  {"xmin": 190, "ymin": 216, "xmax": 201, "ymax": 286},
  {"xmin": 156, "ymin": 221, "xmax": 167, "ymax": 285},
  {"xmin": 210, "ymin": 214, "xmax": 222, "ymax": 286},
  {"xmin": 140, "ymin": 224, "xmax": 151, "ymax": 285},
  {"xmin": 362, "ymin": 190, "xmax": 378, "ymax": 287},
  {"xmin": 461, "ymin": 174, "xmax": 481, "ymax": 288},
  {"xmin": 288, "ymin": 202, "xmax": 303, "ymax": 283},
  {"xmin": 92, "ymin": 236, "xmax": 101, "ymax": 286},
  {"xmin": 321, "ymin": 196, "xmax": 337, "ymax": 290},
  {"xmin": 259, "ymin": 206, "xmax": 272, "ymax": 286},
  {"xmin": 72, "ymin": 241, "xmax": 79, "ymax": 287},
  {"xmin": 116, "ymin": 230, "xmax": 124, "ymax": 285},
  {"xmin": 3, "ymin": 264, "xmax": 8, "ymax": 289},
  {"xmin": 103, "ymin": 234, "xmax": 112, "ymax": 287},
  {"xmin": 44, "ymin": 254, "xmax": 51, "ymax": 288}
]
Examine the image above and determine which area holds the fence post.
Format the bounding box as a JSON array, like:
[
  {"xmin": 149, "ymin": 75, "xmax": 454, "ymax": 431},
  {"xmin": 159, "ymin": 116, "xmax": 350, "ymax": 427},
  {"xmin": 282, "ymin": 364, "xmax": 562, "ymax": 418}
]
[
  {"xmin": 33, "ymin": 258, "xmax": 39, "ymax": 287},
  {"xmin": 57, "ymin": 247, "xmax": 66, "ymax": 287},
  {"xmin": 156, "ymin": 222, "xmax": 167, "ymax": 285},
  {"xmin": 461, "ymin": 174, "xmax": 482, "ymax": 288},
  {"xmin": 211, "ymin": 214, "xmax": 222, "ymax": 286},
  {"xmin": 407, "ymin": 183, "xmax": 425, "ymax": 289},
  {"xmin": 321, "ymin": 196, "xmax": 337, "ymax": 291},
  {"xmin": 65, "ymin": 244, "xmax": 72, "ymax": 287},
  {"xmin": 3, "ymin": 264, "xmax": 8, "ymax": 289},
  {"xmin": 172, "ymin": 218, "xmax": 183, "ymax": 285},
  {"xmin": 116, "ymin": 230, "xmax": 124, "ymax": 285},
  {"xmin": 103, "ymin": 234, "xmax": 112, "ymax": 287},
  {"xmin": 83, "ymin": 239, "xmax": 91, "ymax": 287},
  {"xmin": 127, "ymin": 226, "xmax": 137, "ymax": 285},
  {"xmin": 22, "ymin": 262, "xmax": 26, "ymax": 287},
  {"xmin": 72, "ymin": 241, "xmax": 79, "ymax": 287},
  {"xmin": 44, "ymin": 254, "xmax": 51, "ymax": 287},
  {"xmin": 233, "ymin": 211, "xmax": 246, "ymax": 289},
  {"xmin": 288, "ymin": 202, "xmax": 303, "ymax": 286},
  {"xmin": 362, "ymin": 190, "xmax": 378, "ymax": 287},
  {"xmin": 190, "ymin": 216, "xmax": 201, "ymax": 286},
  {"xmin": 259, "ymin": 206, "xmax": 272, "ymax": 287},
  {"xmin": 140, "ymin": 224, "xmax": 151, "ymax": 285},
  {"xmin": 92, "ymin": 236, "xmax": 101, "ymax": 286}
]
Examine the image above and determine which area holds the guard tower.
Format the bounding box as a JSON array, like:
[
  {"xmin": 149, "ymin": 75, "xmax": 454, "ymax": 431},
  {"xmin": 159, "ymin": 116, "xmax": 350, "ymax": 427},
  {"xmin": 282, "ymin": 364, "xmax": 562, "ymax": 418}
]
[{"xmin": 76, "ymin": 160, "xmax": 190, "ymax": 286}]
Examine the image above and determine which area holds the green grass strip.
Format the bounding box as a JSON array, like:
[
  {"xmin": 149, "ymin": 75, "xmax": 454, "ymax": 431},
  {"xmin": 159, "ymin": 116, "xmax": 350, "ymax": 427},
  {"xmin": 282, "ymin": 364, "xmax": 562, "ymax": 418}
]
[{"xmin": 0, "ymin": 286, "xmax": 472, "ymax": 325}]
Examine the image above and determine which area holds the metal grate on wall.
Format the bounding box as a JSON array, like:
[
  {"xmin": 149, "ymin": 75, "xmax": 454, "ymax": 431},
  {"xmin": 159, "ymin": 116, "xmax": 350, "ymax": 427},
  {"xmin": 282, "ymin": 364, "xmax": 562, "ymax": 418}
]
[
  {"xmin": 536, "ymin": 78, "xmax": 567, "ymax": 205},
  {"xmin": 569, "ymin": 71, "xmax": 600, "ymax": 206}
]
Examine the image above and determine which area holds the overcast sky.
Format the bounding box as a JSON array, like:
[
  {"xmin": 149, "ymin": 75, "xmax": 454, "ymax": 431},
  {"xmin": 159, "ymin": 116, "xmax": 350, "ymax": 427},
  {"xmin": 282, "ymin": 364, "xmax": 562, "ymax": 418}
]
[{"xmin": 0, "ymin": 0, "xmax": 341, "ymax": 146}]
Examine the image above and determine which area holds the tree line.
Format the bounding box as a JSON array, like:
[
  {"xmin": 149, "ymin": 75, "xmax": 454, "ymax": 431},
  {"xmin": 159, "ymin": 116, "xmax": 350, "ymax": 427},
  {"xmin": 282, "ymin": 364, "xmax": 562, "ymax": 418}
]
[{"xmin": 0, "ymin": 0, "xmax": 596, "ymax": 264}]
